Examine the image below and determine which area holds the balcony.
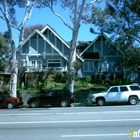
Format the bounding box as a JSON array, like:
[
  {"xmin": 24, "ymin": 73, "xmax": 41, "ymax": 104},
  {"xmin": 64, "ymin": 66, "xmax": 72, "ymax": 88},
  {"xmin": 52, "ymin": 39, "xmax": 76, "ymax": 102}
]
[{"xmin": 25, "ymin": 66, "xmax": 67, "ymax": 72}]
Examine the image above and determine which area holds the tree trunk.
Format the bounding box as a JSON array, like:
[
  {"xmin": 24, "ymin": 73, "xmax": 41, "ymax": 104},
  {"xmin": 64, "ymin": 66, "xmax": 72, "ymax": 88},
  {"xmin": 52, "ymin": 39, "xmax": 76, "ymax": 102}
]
[
  {"xmin": 10, "ymin": 41, "xmax": 18, "ymax": 97},
  {"xmin": 67, "ymin": 30, "xmax": 78, "ymax": 93}
]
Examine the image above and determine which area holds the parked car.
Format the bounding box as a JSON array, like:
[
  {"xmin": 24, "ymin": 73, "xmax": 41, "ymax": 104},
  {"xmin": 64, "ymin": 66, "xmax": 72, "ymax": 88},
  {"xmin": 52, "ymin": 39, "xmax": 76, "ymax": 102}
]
[
  {"xmin": 90, "ymin": 85, "xmax": 140, "ymax": 106},
  {"xmin": 0, "ymin": 94, "xmax": 23, "ymax": 109},
  {"xmin": 27, "ymin": 89, "xmax": 74, "ymax": 108}
]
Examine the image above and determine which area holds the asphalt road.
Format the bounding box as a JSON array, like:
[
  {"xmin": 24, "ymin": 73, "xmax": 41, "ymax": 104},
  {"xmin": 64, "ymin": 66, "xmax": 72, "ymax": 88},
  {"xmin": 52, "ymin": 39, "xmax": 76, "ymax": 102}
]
[{"xmin": 0, "ymin": 105, "xmax": 140, "ymax": 140}]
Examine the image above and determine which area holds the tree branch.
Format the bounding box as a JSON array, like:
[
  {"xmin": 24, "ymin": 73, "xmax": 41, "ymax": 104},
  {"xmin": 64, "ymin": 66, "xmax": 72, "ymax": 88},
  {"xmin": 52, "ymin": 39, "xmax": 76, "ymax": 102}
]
[
  {"xmin": 50, "ymin": 4, "xmax": 73, "ymax": 31},
  {"xmin": 68, "ymin": 9, "xmax": 74, "ymax": 24},
  {"xmin": 77, "ymin": 0, "xmax": 86, "ymax": 26}
]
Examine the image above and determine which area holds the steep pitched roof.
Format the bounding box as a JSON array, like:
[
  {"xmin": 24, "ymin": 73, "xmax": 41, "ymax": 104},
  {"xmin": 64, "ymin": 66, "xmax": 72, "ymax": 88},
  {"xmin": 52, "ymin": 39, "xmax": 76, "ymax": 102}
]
[
  {"xmin": 41, "ymin": 25, "xmax": 84, "ymax": 62},
  {"xmin": 21, "ymin": 29, "xmax": 68, "ymax": 60},
  {"xmin": 80, "ymin": 33, "xmax": 124, "ymax": 56}
]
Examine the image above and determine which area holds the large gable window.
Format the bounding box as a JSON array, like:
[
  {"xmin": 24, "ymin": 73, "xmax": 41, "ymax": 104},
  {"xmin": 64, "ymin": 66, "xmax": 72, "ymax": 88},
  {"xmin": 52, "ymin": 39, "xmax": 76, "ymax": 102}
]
[{"xmin": 48, "ymin": 60, "xmax": 61, "ymax": 67}]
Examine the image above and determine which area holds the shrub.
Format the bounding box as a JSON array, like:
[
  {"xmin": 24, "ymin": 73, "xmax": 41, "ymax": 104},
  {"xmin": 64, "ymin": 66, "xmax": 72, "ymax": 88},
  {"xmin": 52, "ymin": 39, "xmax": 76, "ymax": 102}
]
[{"xmin": 110, "ymin": 78, "xmax": 132, "ymax": 86}]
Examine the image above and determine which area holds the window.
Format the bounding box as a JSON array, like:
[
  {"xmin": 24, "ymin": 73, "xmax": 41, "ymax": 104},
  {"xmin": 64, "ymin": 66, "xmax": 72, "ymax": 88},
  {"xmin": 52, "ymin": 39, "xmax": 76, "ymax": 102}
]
[
  {"xmin": 53, "ymin": 90, "xmax": 62, "ymax": 97},
  {"xmin": 83, "ymin": 62, "xmax": 94, "ymax": 72},
  {"xmin": 129, "ymin": 86, "xmax": 140, "ymax": 91},
  {"xmin": 109, "ymin": 87, "xmax": 118, "ymax": 92},
  {"xmin": 31, "ymin": 60, "xmax": 42, "ymax": 68},
  {"xmin": 37, "ymin": 61, "xmax": 42, "ymax": 68},
  {"xmin": 44, "ymin": 91, "xmax": 53, "ymax": 97},
  {"xmin": 120, "ymin": 86, "xmax": 128, "ymax": 92},
  {"xmin": 31, "ymin": 61, "xmax": 35, "ymax": 68},
  {"xmin": 48, "ymin": 60, "xmax": 61, "ymax": 67}
]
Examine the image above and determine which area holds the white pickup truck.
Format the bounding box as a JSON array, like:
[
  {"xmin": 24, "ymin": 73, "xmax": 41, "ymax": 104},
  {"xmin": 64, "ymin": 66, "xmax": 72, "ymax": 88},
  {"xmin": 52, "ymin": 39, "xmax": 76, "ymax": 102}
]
[{"xmin": 90, "ymin": 85, "xmax": 140, "ymax": 106}]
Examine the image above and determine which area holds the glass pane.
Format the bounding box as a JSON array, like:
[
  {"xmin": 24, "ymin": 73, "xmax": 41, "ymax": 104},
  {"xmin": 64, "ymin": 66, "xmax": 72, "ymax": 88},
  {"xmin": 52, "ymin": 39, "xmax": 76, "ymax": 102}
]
[
  {"xmin": 109, "ymin": 87, "xmax": 118, "ymax": 92},
  {"xmin": 130, "ymin": 86, "xmax": 140, "ymax": 91},
  {"xmin": 37, "ymin": 61, "xmax": 42, "ymax": 68},
  {"xmin": 120, "ymin": 86, "xmax": 128, "ymax": 92},
  {"xmin": 84, "ymin": 63, "xmax": 88, "ymax": 71},
  {"xmin": 44, "ymin": 91, "xmax": 53, "ymax": 97},
  {"xmin": 89, "ymin": 62, "xmax": 94, "ymax": 71}
]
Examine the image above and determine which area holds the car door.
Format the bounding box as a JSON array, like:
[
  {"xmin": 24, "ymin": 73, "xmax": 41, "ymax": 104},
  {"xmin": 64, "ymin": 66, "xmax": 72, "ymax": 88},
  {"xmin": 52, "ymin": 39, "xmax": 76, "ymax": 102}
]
[
  {"xmin": 51, "ymin": 90, "xmax": 63, "ymax": 105},
  {"xmin": 119, "ymin": 86, "xmax": 129, "ymax": 102},
  {"xmin": 105, "ymin": 87, "xmax": 119, "ymax": 102},
  {"xmin": 41, "ymin": 90, "xmax": 54, "ymax": 106},
  {"xmin": 0, "ymin": 95, "xmax": 4, "ymax": 106}
]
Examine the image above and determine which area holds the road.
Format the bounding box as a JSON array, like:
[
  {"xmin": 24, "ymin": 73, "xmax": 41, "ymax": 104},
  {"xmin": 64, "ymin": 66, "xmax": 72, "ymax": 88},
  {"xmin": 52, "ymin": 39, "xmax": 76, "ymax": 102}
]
[{"xmin": 0, "ymin": 105, "xmax": 140, "ymax": 140}]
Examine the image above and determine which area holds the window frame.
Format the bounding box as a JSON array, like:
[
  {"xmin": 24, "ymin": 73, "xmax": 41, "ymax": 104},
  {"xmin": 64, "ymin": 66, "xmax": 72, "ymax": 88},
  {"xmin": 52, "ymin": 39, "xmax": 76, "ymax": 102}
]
[
  {"xmin": 47, "ymin": 59, "xmax": 61, "ymax": 68},
  {"xmin": 83, "ymin": 62, "xmax": 94, "ymax": 72}
]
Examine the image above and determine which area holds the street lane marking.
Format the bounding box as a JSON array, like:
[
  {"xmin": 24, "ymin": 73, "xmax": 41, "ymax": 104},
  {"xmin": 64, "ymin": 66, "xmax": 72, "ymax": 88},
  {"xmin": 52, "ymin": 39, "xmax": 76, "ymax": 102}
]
[
  {"xmin": 0, "ymin": 118, "xmax": 140, "ymax": 124},
  {"xmin": 61, "ymin": 133, "xmax": 127, "ymax": 137},
  {"xmin": 0, "ymin": 110, "xmax": 140, "ymax": 116}
]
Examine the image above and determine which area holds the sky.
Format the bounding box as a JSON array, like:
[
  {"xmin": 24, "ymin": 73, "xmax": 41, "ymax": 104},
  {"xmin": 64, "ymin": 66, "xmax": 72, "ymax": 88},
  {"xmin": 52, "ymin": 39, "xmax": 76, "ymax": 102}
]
[{"xmin": 0, "ymin": 1, "xmax": 100, "ymax": 47}]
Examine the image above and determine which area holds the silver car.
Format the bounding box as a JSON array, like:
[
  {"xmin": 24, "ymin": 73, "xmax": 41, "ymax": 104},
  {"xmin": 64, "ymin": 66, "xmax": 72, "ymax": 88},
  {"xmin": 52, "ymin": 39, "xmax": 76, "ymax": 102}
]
[{"xmin": 90, "ymin": 85, "xmax": 140, "ymax": 106}]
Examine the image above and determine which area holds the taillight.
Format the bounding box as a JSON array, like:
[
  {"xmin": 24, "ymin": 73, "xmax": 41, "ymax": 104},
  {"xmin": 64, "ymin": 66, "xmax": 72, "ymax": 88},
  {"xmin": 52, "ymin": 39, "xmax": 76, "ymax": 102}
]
[
  {"xmin": 71, "ymin": 95, "xmax": 74, "ymax": 99},
  {"xmin": 17, "ymin": 98, "xmax": 20, "ymax": 102}
]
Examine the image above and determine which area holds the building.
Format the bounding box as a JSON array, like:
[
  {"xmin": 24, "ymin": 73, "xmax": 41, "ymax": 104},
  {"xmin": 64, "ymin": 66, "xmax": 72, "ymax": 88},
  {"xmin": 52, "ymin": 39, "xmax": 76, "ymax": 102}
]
[{"xmin": 20, "ymin": 25, "xmax": 124, "ymax": 79}]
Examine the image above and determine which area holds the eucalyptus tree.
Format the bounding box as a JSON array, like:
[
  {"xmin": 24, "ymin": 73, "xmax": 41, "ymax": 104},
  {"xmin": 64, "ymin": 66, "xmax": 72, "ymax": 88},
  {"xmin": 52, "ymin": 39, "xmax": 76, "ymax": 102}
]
[
  {"xmin": 0, "ymin": 32, "xmax": 9, "ymax": 72},
  {"xmin": 45, "ymin": 0, "xmax": 101, "ymax": 93},
  {"xmin": 24, "ymin": 24, "xmax": 45, "ymax": 38},
  {"xmin": 0, "ymin": 0, "xmax": 52, "ymax": 97},
  {"xmin": 90, "ymin": 0, "xmax": 140, "ymax": 46},
  {"xmin": 89, "ymin": 0, "xmax": 140, "ymax": 71}
]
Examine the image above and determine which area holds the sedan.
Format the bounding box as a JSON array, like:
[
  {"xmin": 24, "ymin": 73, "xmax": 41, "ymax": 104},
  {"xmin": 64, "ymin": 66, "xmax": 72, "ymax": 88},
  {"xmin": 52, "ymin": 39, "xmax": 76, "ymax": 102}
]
[{"xmin": 0, "ymin": 94, "xmax": 23, "ymax": 109}]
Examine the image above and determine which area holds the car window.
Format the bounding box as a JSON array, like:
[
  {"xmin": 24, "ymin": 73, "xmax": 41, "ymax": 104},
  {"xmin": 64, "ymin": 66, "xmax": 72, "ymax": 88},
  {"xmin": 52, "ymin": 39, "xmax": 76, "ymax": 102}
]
[
  {"xmin": 129, "ymin": 86, "xmax": 140, "ymax": 91},
  {"xmin": 109, "ymin": 87, "xmax": 118, "ymax": 92},
  {"xmin": 53, "ymin": 90, "xmax": 62, "ymax": 97},
  {"xmin": 63, "ymin": 90, "xmax": 71, "ymax": 95},
  {"xmin": 44, "ymin": 91, "xmax": 53, "ymax": 97},
  {"xmin": 0, "ymin": 95, "xmax": 9, "ymax": 100},
  {"xmin": 120, "ymin": 86, "xmax": 128, "ymax": 92}
]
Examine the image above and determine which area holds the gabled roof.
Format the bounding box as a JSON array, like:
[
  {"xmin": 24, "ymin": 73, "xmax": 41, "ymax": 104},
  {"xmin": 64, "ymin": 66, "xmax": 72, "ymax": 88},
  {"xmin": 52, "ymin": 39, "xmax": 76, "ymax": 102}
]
[
  {"xmin": 41, "ymin": 25, "xmax": 84, "ymax": 62},
  {"xmin": 80, "ymin": 33, "xmax": 124, "ymax": 56},
  {"xmin": 22, "ymin": 29, "xmax": 68, "ymax": 60}
]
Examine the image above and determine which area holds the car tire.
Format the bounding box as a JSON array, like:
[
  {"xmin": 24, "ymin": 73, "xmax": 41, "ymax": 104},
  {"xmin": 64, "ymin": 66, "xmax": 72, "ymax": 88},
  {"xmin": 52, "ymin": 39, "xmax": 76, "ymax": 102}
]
[
  {"xmin": 96, "ymin": 98, "xmax": 105, "ymax": 106},
  {"xmin": 30, "ymin": 101, "xmax": 39, "ymax": 108},
  {"xmin": 7, "ymin": 102, "xmax": 14, "ymax": 109},
  {"xmin": 61, "ymin": 100, "xmax": 68, "ymax": 107},
  {"xmin": 129, "ymin": 96, "xmax": 138, "ymax": 105}
]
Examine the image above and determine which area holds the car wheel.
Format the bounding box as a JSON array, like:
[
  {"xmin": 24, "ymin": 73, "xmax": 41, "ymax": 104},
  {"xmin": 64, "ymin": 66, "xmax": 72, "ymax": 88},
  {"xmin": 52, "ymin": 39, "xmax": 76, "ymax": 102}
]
[
  {"xmin": 96, "ymin": 98, "xmax": 105, "ymax": 106},
  {"xmin": 129, "ymin": 96, "xmax": 138, "ymax": 105},
  {"xmin": 61, "ymin": 100, "xmax": 68, "ymax": 107},
  {"xmin": 30, "ymin": 101, "xmax": 39, "ymax": 108},
  {"xmin": 7, "ymin": 102, "xmax": 14, "ymax": 109}
]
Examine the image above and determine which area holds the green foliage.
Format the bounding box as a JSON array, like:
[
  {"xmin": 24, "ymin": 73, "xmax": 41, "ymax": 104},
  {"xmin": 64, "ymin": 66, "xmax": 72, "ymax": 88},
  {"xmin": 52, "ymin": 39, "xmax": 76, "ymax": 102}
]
[
  {"xmin": 123, "ymin": 46, "xmax": 140, "ymax": 70},
  {"xmin": 53, "ymin": 71, "xmax": 67, "ymax": 83},
  {"xmin": 0, "ymin": 33, "xmax": 10, "ymax": 72},
  {"xmin": 90, "ymin": 0, "xmax": 140, "ymax": 47},
  {"xmin": 24, "ymin": 24, "xmax": 45, "ymax": 39},
  {"xmin": 92, "ymin": 78, "xmax": 104, "ymax": 84},
  {"xmin": 109, "ymin": 78, "xmax": 132, "ymax": 86},
  {"xmin": 76, "ymin": 76, "xmax": 92, "ymax": 83},
  {"xmin": 2, "ymin": 85, "xmax": 9, "ymax": 94}
]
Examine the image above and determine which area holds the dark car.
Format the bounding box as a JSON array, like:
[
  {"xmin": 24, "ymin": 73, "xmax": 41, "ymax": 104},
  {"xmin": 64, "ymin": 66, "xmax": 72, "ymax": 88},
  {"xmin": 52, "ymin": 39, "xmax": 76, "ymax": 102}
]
[
  {"xmin": 0, "ymin": 94, "xmax": 23, "ymax": 109},
  {"xmin": 27, "ymin": 89, "xmax": 74, "ymax": 108}
]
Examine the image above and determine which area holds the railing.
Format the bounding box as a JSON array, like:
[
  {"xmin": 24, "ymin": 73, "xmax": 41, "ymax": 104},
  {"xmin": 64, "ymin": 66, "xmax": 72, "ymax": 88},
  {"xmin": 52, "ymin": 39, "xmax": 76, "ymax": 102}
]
[{"xmin": 25, "ymin": 66, "xmax": 66, "ymax": 72}]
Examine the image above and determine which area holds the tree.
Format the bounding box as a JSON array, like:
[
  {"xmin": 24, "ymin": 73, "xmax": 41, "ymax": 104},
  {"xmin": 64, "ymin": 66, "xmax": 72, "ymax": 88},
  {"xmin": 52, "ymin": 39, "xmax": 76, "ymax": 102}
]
[
  {"xmin": 123, "ymin": 45, "xmax": 140, "ymax": 71},
  {"xmin": 0, "ymin": 0, "xmax": 41, "ymax": 97},
  {"xmin": 46, "ymin": 0, "xmax": 100, "ymax": 93},
  {"xmin": 0, "ymin": 32, "xmax": 9, "ymax": 72},
  {"xmin": 89, "ymin": 0, "xmax": 140, "ymax": 72},
  {"xmin": 90, "ymin": 0, "xmax": 140, "ymax": 46},
  {"xmin": 24, "ymin": 24, "xmax": 45, "ymax": 38}
]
